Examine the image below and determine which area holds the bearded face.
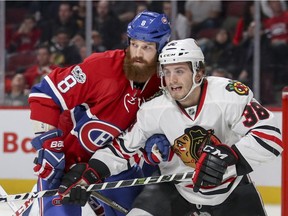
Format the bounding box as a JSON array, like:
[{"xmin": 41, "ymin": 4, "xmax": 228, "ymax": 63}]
[{"xmin": 123, "ymin": 46, "xmax": 158, "ymax": 83}]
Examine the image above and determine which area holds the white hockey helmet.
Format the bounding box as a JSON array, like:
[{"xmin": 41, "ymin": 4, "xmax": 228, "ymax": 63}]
[
  {"xmin": 158, "ymin": 38, "xmax": 204, "ymax": 71},
  {"xmin": 158, "ymin": 38, "xmax": 205, "ymax": 101}
]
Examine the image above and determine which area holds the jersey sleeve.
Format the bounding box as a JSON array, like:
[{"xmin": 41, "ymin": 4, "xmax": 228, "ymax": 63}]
[
  {"xmin": 91, "ymin": 103, "xmax": 162, "ymax": 175},
  {"xmin": 28, "ymin": 63, "xmax": 94, "ymax": 126},
  {"xmin": 229, "ymin": 96, "xmax": 283, "ymax": 175},
  {"xmin": 28, "ymin": 51, "xmax": 124, "ymax": 127}
]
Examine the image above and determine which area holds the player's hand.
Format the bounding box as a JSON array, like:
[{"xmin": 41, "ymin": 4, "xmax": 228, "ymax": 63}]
[
  {"xmin": 31, "ymin": 129, "xmax": 65, "ymax": 188},
  {"xmin": 144, "ymin": 134, "xmax": 171, "ymax": 165},
  {"xmin": 58, "ymin": 161, "xmax": 102, "ymax": 206},
  {"xmin": 192, "ymin": 143, "xmax": 238, "ymax": 192}
]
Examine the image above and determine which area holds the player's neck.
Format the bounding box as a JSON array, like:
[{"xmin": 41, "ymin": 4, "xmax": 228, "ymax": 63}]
[{"xmin": 178, "ymin": 86, "xmax": 201, "ymax": 108}]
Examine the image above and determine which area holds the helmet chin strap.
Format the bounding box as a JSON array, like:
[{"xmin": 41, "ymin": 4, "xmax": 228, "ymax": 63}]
[
  {"xmin": 177, "ymin": 72, "xmax": 202, "ymax": 102},
  {"xmin": 178, "ymin": 65, "xmax": 203, "ymax": 102}
]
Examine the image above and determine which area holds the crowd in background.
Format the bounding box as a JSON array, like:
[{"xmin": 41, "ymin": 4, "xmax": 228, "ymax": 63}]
[{"xmin": 3, "ymin": 0, "xmax": 288, "ymax": 107}]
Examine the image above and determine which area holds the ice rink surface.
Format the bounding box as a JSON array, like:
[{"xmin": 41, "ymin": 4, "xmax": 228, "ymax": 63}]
[{"xmin": 0, "ymin": 201, "xmax": 282, "ymax": 216}]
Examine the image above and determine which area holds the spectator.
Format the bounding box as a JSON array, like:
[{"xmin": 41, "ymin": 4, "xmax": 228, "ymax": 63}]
[
  {"xmin": 112, "ymin": 31, "xmax": 129, "ymax": 50},
  {"xmin": 262, "ymin": 0, "xmax": 288, "ymax": 46},
  {"xmin": 210, "ymin": 67, "xmax": 233, "ymax": 79},
  {"xmin": 49, "ymin": 28, "xmax": 82, "ymax": 67},
  {"xmin": 71, "ymin": 32, "xmax": 86, "ymax": 51},
  {"xmin": 232, "ymin": 2, "xmax": 256, "ymax": 46},
  {"xmin": 93, "ymin": 0, "xmax": 122, "ymax": 50},
  {"xmin": 262, "ymin": 0, "xmax": 288, "ymax": 85},
  {"xmin": 23, "ymin": 45, "xmax": 57, "ymax": 88},
  {"xmin": 3, "ymin": 73, "xmax": 29, "ymax": 106},
  {"xmin": 8, "ymin": 15, "xmax": 41, "ymax": 53},
  {"xmin": 162, "ymin": 1, "xmax": 191, "ymax": 39},
  {"xmin": 110, "ymin": 1, "xmax": 137, "ymax": 32},
  {"xmin": 203, "ymin": 28, "xmax": 238, "ymax": 76},
  {"xmin": 136, "ymin": 2, "xmax": 149, "ymax": 15},
  {"xmin": 72, "ymin": 0, "xmax": 87, "ymax": 30},
  {"xmin": 27, "ymin": 2, "xmax": 63, "ymax": 24},
  {"xmin": 185, "ymin": 0, "xmax": 222, "ymax": 37},
  {"xmin": 236, "ymin": 21, "xmax": 274, "ymax": 104},
  {"xmin": 91, "ymin": 30, "xmax": 107, "ymax": 52},
  {"xmin": 78, "ymin": 45, "xmax": 88, "ymax": 61},
  {"xmin": 261, "ymin": 0, "xmax": 287, "ymax": 18},
  {"xmin": 40, "ymin": 2, "xmax": 81, "ymax": 44}
]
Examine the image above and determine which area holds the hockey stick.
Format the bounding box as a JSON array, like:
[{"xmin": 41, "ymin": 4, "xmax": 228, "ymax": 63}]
[
  {"xmin": 1, "ymin": 172, "xmax": 193, "ymax": 202},
  {"xmin": 12, "ymin": 192, "xmax": 128, "ymax": 216},
  {"xmin": 91, "ymin": 191, "xmax": 128, "ymax": 214},
  {"xmin": 12, "ymin": 197, "xmax": 34, "ymax": 216},
  {"xmin": 12, "ymin": 189, "xmax": 128, "ymax": 216},
  {"xmin": 0, "ymin": 185, "xmax": 18, "ymax": 212},
  {"xmin": 12, "ymin": 184, "xmax": 38, "ymax": 216}
]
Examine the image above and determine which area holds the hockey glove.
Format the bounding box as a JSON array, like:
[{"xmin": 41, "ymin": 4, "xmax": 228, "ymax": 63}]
[
  {"xmin": 192, "ymin": 143, "xmax": 238, "ymax": 192},
  {"xmin": 144, "ymin": 134, "xmax": 171, "ymax": 165},
  {"xmin": 31, "ymin": 129, "xmax": 65, "ymax": 189},
  {"xmin": 58, "ymin": 160, "xmax": 104, "ymax": 206}
]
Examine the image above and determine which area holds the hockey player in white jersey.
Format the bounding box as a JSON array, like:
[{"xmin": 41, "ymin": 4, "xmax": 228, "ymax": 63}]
[{"xmin": 59, "ymin": 38, "xmax": 283, "ymax": 216}]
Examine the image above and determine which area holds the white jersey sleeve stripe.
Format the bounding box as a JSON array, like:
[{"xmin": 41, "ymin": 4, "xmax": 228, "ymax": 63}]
[{"xmin": 44, "ymin": 76, "xmax": 68, "ymax": 110}]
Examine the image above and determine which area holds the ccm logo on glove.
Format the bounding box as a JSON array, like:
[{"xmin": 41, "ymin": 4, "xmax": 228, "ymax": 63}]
[
  {"xmin": 202, "ymin": 145, "xmax": 229, "ymax": 160},
  {"xmin": 192, "ymin": 143, "xmax": 238, "ymax": 192}
]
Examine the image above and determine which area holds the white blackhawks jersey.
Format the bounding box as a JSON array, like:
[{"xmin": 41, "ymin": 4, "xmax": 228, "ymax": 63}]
[{"xmin": 92, "ymin": 76, "xmax": 283, "ymax": 206}]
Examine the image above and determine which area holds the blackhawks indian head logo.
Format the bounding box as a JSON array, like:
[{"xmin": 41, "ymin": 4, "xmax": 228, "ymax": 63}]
[
  {"xmin": 225, "ymin": 80, "xmax": 249, "ymax": 95},
  {"xmin": 172, "ymin": 126, "xmax": 221, "ymax": 168}
]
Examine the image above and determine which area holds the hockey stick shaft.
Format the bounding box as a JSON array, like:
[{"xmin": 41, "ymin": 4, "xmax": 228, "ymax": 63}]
[
  {"xmin": 0, "ymin": 172, "xmax": 193, "ymax": 202},
  {"xmin": 91, "ymin": 191, "xmax": 128, "ymax": 214},
  {"xmin": 0, "ymin": 185, "xmax": 18, "ymax": 212},
  {"xmin": 12, "ymin": 198, "xmax": 34, "ymax": 216},
  {"xmin": 12, "ymin": 183, "xmax": 38, "ymax": 216},
  {"xmin": 12, "ymin": 192, "xmax": 128, "ymax": 216},
  {"xmin": 13, "ymin": 190, "xmax": 128, "ymax": 216}
]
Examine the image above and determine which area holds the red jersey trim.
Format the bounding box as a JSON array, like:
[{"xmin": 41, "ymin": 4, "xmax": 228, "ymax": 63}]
[{"xmin": 251, "ymin": 131, "xmax": 283, "ymax": 147}]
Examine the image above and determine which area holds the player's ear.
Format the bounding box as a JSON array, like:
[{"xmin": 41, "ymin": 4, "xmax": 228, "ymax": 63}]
[{"xmin": 196, "ymin": 70, "xmax": 204, "ymax": 83}]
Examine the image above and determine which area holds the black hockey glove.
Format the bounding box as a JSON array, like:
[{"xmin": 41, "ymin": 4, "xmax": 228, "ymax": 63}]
[
  {"xmin": 58, "ymin": 159, "xmax": 110, "ymax": 206},
  {"xmin": 192, "ymin": 143, "xmax": 238, "ymax": 192}
]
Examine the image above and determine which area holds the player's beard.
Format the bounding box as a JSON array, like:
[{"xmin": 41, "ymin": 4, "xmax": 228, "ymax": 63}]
[{"xmin": 123, "ymin": 49, "xmax": 157, "ymax": 83}]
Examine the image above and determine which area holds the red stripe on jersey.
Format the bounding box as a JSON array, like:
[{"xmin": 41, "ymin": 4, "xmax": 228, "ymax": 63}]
[
  {"xmin": 251, "ymin": 131, "xmax": 283, "ymax": 147},
  {"xmin": 112, "ymin": 139, "xmax": 131, "ymax": 160},
  {"xmin": 139, "ymin": 148, "xmax": 154, "ymax": 165},
  {"xmin": 133, "ymin": 153, "xmax": 141, "ymax": 164},
  {"xmin": 195, "ymin": 79, "xmax": 208, "ymax": 119}
]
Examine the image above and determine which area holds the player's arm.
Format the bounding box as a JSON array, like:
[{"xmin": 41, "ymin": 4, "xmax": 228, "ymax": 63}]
[
  {"xmin": 58, "ymin": 110, "xmax": 161, "ymax": 204},
  {"xmin": 192, "ymin": 97, "xmax": 283, "ymax": 192},
  {"xmin": 232, "ymin": 98, "xmax": 283, "ymax": 170},
  {"xmin": 57, "ymin": 138, "xmax": 139, "ymax": 206},
  {"xmin": 29, "ymin": 61, "xmax": 99, "ymax": 127},
  {"xmin": 57, "ymin": 133, "xmax": 171, "ymax": 205}
]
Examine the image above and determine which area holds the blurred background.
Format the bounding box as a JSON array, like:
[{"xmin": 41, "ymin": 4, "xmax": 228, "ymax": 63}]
[
  {"xmin": 0, "ymin": 0, "xmax": 287, "ymax": 107},
  {"xmin": 0, "ymin": 0, "xmax": 286, "ymax": 215}
]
